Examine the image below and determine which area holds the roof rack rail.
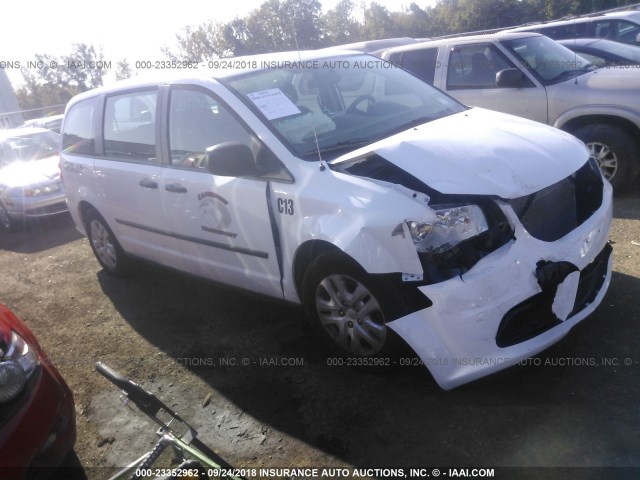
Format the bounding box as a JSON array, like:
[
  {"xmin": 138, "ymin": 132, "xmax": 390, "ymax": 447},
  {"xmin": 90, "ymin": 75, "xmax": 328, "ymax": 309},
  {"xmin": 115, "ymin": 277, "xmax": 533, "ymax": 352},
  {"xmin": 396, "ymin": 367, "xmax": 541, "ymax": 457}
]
[{"xmin": 427, "ymin": 26, "xmax": 518, "ymax": 41}]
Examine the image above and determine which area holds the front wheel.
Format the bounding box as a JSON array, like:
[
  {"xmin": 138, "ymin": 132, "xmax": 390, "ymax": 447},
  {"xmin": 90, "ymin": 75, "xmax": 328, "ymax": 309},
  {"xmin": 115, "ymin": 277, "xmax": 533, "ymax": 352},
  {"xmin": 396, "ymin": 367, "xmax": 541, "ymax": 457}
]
[
  {"xmin": 573, "ymin": 124, "xmax": 640, "ymax": 193},
  {"xmin": 84, "ymin": 209, "xmax": 130, "ymax": 277},
  {"xmin": 0, "ymin": 203, "xmax": 16, "ymax": 231},
  {"xmin": 301, "ymin": 251, "xmax": 403, "ymax": 358}
]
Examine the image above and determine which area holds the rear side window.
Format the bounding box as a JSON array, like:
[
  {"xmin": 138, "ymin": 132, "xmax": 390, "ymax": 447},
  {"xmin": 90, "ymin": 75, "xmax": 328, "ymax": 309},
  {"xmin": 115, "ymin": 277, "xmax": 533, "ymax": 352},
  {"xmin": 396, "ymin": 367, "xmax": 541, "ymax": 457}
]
[
  {"xmin": 62, "ymin": 98, "xmax": 96, "ymax": 155},
  {"xmin": 103, "ymin": 90, "xmax": 158, "ymax": 162},
  {"xmin": 616, "ymin": 20, "xmax": 640, "ymax": 44},
  {"xmin": 594, "ymin": 19, "xmax": 640, "ymax": 44},
  {"xmin": 539, "ymin": 22, "xmax": 588, "ymax": 39},
  {"xmin": 397, "ymin": 48, "xmax": 439, "ymax": 85}
]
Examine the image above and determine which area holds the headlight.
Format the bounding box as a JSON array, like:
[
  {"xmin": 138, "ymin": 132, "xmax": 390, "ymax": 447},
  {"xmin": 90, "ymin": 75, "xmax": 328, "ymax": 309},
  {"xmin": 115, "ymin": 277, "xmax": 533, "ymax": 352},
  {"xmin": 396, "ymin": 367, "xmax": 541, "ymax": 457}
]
[
  {"xmin": 0, "ymin": 331, "xmax": 39, "ymax": 403},
  {"xmin": 407, "ymin": 204, "xmax": 488, "ymax": 254},
  {"xmin": 24, "ymin": 183, "xmax": 61, "ymax": 197}
]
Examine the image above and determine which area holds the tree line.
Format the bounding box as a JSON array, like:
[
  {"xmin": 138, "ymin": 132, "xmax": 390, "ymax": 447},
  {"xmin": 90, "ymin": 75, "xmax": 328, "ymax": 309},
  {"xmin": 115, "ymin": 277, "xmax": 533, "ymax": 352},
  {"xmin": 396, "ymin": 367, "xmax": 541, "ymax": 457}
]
[
  {"xmin": 163, "ymin": 0, "xmax": 639, "ymax": 61},
  {"xmin": 15, "ymin": 0, "xmax": 639, "ymax": 116}
]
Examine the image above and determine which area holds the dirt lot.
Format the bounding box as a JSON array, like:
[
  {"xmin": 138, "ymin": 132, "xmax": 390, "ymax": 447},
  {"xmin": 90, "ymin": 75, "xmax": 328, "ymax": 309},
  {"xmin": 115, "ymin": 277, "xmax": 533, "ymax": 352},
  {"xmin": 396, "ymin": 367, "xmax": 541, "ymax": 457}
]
[{"xmin": 1, "ymin": 192, "xmax": 640, "ymax": 480}]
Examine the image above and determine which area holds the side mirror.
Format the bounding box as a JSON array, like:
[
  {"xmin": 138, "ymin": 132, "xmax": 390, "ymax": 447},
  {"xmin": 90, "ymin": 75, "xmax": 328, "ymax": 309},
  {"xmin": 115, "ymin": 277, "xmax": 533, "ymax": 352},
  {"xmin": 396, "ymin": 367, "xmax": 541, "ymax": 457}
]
[
  {"xmin": 496, "ymin": 68, "xmax": 526, "ymax": 88},
  {"xmin": 206, "ymin": 142, "xmax": 258, "ymax": 177}
]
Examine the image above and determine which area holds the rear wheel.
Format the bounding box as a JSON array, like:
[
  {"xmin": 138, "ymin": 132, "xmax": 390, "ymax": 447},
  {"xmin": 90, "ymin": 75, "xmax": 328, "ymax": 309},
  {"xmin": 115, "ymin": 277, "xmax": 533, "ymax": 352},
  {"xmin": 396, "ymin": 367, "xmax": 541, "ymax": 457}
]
[
  {"xmin": 301, "ymin": 251, "xmax": 403, "ymax": 358},
  {"xmin": 84, "ymin": 209, "xmax": 130, "ymax": 276},
  {"xmin": 573, "ymin": 124, "xmax": 640, "ymax": 193}
]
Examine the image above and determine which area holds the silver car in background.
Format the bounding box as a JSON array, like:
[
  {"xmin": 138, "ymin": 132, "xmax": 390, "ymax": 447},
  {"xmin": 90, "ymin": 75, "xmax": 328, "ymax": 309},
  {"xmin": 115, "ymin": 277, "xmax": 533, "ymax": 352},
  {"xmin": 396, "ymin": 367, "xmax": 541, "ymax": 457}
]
[
  {"xmin": 0, "ymin": 128, "xmax": 67, "ymax": 230},
  {"xmin": 18, "ymin": 114, "xmax": 65, "ymax": 134},
  {"xmin": 379, "ymin": 32, "xmax": 640, "ymax": 192}
]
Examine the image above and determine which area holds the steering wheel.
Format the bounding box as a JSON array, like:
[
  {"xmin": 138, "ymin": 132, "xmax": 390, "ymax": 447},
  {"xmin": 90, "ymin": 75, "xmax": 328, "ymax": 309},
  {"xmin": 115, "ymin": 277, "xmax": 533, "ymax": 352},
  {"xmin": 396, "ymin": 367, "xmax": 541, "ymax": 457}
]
[{"xmin": 346, "ymin": 95, "xmax": 376, "ymax": 115}]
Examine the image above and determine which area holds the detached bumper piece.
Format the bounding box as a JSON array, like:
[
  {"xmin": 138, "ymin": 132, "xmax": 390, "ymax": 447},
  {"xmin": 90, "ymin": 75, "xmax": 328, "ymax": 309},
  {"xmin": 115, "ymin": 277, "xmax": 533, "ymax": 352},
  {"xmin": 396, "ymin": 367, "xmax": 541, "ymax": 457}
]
[
  {"xmin": 570, "ymin": 242, "xmax": 613, "ymax": 317},
  {"xmin": 496, "ymin": 242, "xmax": 612, "ymax": 348}
]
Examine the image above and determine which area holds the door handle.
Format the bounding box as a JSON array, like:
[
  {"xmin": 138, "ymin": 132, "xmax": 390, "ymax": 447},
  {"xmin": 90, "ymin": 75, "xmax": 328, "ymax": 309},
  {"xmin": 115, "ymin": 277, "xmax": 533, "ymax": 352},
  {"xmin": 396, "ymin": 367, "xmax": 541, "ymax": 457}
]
[
  {"xmin": 165, "ymin": 183, "xmax": 187, "ymax": 193},
  {"xmin": 139, "ymin": 178, "xmax": 158, "ymax": 189}
]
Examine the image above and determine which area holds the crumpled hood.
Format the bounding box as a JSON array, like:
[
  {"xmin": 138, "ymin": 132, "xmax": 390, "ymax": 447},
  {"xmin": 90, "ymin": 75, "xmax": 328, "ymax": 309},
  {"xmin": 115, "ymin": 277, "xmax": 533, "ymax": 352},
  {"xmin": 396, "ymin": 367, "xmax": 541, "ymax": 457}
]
[
  {"xmin": 331, "ymin": 108, "xmax": 589, "ymax": 199},
  {"xmin": 0, "ymin": 155, "xmax": 61, "ymax": 188}
]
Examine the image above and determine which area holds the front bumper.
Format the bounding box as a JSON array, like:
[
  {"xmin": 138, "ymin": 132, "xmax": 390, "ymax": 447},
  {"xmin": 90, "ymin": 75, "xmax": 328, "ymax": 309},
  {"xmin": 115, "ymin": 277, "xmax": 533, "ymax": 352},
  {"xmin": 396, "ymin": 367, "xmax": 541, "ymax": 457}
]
[
  {"xmin": 0, "ymin": 361, "xmax": 76, "ymax": 477},
  {"xmin": 4, "ymin": 191, "xmax": 68, "ymax": 219},
  {"xmin": 388, "ymin": 181, "xmax": 613, "ymax": 390}
]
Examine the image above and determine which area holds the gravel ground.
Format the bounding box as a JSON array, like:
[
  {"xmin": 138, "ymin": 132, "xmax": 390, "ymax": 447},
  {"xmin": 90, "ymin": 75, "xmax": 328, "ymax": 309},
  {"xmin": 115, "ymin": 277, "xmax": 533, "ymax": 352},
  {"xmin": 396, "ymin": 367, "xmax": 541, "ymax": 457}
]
[{"xmin": 1, "ymin": 191, "xmax": 639, "ymax": 480}]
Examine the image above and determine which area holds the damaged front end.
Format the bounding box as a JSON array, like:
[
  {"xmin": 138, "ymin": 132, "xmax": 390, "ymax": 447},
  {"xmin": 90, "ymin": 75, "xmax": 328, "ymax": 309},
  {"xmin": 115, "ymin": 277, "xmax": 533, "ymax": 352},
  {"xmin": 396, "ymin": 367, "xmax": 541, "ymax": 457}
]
[
  {"xmin": 497, "ymin": 243, "xmax": 612, "ymax": 348},
  {"xmin": 333, "ymin": 150, "xmax": 613, "ymax": 390},
  {"xmin": 335, "ymin": 154, "xmax": 515, "ymax": 285},
  {"xmin": 412, "ymin": 201, "xmax": 514, "ymax": 284}
]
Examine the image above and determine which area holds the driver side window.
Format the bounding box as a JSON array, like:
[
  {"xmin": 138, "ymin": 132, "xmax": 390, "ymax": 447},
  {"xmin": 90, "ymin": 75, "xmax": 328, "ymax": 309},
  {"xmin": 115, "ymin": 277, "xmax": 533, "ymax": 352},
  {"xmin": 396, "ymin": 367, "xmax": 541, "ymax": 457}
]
[
  {"xmin": 168, "ymin": 88, "xmax": 252, "ymax": 170},
  {"xmin": 447, "ymin": 44, "xmax": 517, "ymax": 89},
  {"xmin": 168, "ymin": 87, "xmax": 291, "ymax": 181}
]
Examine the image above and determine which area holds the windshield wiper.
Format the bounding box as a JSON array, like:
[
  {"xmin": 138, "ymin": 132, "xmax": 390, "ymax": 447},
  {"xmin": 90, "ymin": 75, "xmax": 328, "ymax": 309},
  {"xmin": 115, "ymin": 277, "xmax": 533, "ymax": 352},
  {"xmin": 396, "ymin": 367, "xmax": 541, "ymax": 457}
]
[
  {"xmin": 300, "ymin": 115, "xmax": 444, "ymax": 160},
  {"xmin": 549, "ymin": 63, "xmax": 595, "ymax": 82},
  {"xmin": 301, "ymin": 138, "xmax": 375, "ymax": 158}
]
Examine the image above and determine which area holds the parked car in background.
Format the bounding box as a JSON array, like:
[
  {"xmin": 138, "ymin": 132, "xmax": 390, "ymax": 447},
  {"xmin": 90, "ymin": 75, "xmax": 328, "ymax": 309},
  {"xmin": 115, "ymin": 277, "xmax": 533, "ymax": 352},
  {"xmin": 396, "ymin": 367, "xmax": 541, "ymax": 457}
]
[
  {"xmin": 558, "ymin": 37, "xmax": 640, "ymax": 68},
  {"xmin": 321, "ymin": 37, "xmax": 421, "ymax": 55},
  {"xmin": 19, "ymin": 114, "xmax": 64, "ymax": 134},
  {"xmin": 0, "ymin": 304, "xmax": 76, "ymax": 477},
  {"xmin": 506, "ymin": 10, "xmax": 640, "ymax": 45},
  {"xmin": 379, "ymin": 32, "xmax": 640, "ymax": 191},
  {"xmin": 0, "ymin": 128, "xmax": 67, "ymax": 231},
  {"xmin": 60, "ymin": 50, "xmax": 612, "ymax": 389}
]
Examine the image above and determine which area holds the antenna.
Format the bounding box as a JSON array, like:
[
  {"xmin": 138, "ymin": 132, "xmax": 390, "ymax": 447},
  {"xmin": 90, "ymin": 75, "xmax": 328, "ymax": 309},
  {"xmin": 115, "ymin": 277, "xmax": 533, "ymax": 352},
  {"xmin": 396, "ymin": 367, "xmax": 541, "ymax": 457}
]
[
  {"xmin": 573, "ymin": 17, "xmax": 579, "ymax": 85},
  {"xmin": 290, "ymin": 19, "xmax": 326, "ymax": 172},
  {"xmin": 312, "ymin": 128, "xmax": 326, "ymax": 171}
]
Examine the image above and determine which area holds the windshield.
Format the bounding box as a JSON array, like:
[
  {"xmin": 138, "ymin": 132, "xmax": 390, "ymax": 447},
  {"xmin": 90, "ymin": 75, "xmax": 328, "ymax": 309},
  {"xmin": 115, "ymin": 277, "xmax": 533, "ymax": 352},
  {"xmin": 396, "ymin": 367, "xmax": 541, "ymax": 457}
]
[
  {"xmin": 225, "ymin": 54, "xmax": 465, "ymax": 159},
  {"xmin": 502, "ymin": 36, "xmax": 593, "ymax": 84},
  {"xmin": 0, "ymin": 130, "xmax": 60, "ymax": 167}
]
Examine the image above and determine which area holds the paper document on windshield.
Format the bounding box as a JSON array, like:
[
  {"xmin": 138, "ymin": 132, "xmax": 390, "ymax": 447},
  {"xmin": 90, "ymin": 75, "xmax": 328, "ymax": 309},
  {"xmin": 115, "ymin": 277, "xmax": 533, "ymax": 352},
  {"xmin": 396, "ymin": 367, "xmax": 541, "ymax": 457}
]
[{"xmin": 247, "ymin": 88, "xmax": 301, "ymax": 120}]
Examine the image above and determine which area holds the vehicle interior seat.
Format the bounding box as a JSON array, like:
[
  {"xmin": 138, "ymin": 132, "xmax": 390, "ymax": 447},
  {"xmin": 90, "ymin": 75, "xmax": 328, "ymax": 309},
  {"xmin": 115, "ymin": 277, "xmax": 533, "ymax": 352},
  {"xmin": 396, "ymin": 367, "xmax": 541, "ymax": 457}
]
[{"xmin": 470, "ymin": 53, "xmax": 495, "ymax": 85}]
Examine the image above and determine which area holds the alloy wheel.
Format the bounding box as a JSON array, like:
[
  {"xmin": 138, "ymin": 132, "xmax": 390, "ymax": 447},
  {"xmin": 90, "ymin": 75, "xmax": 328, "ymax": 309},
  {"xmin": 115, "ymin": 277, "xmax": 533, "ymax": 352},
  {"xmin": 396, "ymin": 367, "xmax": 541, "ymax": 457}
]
[
  {"xmin": 588, "ymin": 141, "xmax": 618, "ymax": 181},
  {"xmin": 315, "ymin": 274, "xmax": 387, "ymax": 356},
  {"xmin": 90, "ymin": 220, "xmax": 118, "ymax": 270}
]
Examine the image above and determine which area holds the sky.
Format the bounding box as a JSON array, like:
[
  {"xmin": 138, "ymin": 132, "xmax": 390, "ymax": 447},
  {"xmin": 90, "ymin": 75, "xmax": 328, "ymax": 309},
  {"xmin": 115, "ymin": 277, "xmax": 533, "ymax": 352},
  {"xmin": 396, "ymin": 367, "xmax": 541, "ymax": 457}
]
[{"xmin": 1, "ymin": 0, "xmax": 436, "ymax": 89}]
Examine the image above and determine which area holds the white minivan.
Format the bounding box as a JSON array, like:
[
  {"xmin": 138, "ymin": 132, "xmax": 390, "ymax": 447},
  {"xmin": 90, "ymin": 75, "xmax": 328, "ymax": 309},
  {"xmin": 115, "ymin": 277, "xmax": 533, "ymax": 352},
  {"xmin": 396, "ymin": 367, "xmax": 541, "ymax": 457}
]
[{"xmin": 61, "ymin": 50, "xmax": 613, "ymax": 390}]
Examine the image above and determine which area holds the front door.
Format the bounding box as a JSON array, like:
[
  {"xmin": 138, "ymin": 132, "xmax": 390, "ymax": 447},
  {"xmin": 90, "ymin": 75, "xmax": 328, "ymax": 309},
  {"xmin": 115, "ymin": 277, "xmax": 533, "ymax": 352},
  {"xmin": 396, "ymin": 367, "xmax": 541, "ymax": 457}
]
[
  {"xmin": 441, "ymin": 42, "xmax": 548, "ymax": 124},
  {"xmin": 161, "ymin": 86, "xmax": 283, "ymax": 298}
]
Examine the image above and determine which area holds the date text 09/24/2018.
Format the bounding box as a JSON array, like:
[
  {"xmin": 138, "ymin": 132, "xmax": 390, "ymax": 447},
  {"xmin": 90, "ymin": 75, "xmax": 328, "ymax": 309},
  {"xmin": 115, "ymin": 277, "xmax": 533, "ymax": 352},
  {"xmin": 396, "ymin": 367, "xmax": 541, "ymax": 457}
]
[
  {"xmin": 325, "ymin": 357, "xmax": 514, "ymax": 367},
  {"xmin": 134, "ymin": 59, "xmax": 399, "ymax": 70}
]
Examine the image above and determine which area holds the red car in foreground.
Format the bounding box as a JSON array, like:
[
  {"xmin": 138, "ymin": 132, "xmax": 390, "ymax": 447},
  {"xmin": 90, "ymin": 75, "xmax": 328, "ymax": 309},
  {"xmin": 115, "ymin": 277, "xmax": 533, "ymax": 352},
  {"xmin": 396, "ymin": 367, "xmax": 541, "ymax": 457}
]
[{"xmin": 0, "ymin": 304, "xmax": 76, "ymax": 479}]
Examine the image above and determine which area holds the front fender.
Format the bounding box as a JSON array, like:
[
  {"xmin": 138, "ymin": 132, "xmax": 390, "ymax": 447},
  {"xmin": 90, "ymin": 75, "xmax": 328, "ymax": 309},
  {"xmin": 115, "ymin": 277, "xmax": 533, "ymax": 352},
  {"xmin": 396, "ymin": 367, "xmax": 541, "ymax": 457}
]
[
  {"xmin": 301, "ymin": 216, "xmax": 425, "ymax": 276},
  {"xmin": 289, "ymin": 169, "xmax": 431, "ymax": 284}
]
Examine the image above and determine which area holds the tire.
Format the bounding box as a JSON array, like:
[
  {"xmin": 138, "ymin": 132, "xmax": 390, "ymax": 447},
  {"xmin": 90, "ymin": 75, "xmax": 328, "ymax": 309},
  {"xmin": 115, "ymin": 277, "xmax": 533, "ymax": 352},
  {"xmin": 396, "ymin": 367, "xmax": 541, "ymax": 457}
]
[
  {"xmin": 84, "ymin": 209, "xmax": 130, "ymax": 277},
  {"xmin": 0, "ymin": 203, "xmax": 16, "ymax": 232},
  {"xmin": 301, "ymin": 251, "xmax": 405, "ymax": 359},
  {"xmin": 573, "ymin": 124, "xmax": 640, "ymax": 193}
]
